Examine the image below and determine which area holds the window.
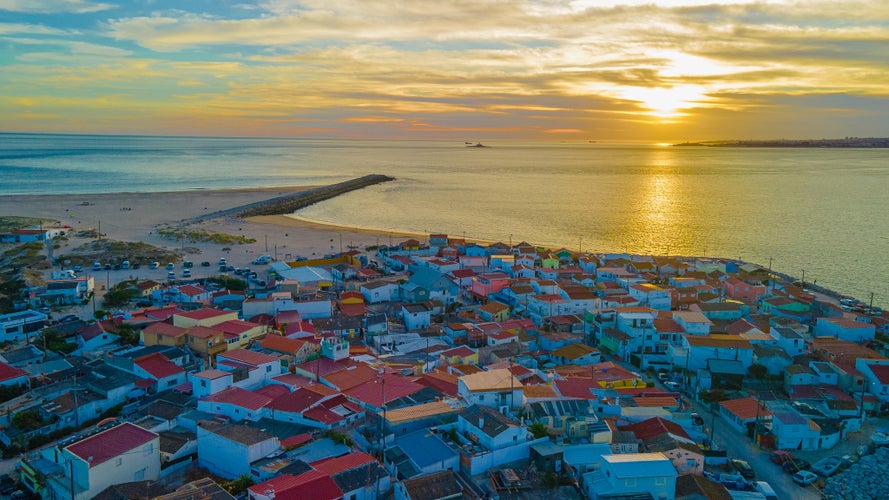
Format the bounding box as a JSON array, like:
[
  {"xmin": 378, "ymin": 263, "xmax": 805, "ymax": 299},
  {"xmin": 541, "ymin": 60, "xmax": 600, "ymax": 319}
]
[
  {"xmin": 200, "ymin": 380, "xmax": 207, "ymax": 388},
  {"xmin": 134, "ymin": 468, "xmax": 145, "ymax": 480},
  {"xmin": 655, "ymin": 476, "xmax": 666, "ymax": 486},
  {"xmin": 143, "ymin": 444, "xmax": 153, "ymax": 456},
  {"xmin": 624, "ymin": 478, "xmax": 636, "ymax": 487},
  {"xmin": 266, "ymin": 365, "xmax": 272, "ymax": 372},
  {"xmin": 116, "ymin": 457, "xmax": 123, "ymax": 466}
]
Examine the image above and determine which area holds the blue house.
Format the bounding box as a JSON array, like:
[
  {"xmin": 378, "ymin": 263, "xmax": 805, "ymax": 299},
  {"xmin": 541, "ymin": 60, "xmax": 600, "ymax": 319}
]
[{"xmin": 385, "ymin": 428, "xmax": 460, "ymax": 479}]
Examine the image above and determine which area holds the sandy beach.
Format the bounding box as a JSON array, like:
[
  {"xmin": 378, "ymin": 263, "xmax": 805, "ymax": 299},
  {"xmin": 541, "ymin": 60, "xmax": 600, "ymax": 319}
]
[{"xmin": 0, "ymin": 186, "xmax": 419, "ymax": 277}]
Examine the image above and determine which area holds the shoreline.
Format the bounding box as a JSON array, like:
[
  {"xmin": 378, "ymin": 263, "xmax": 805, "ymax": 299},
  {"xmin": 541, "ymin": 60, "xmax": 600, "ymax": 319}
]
[{"xmin": 0, "ymin": 184, "xmax": 859, "ymax": 307}]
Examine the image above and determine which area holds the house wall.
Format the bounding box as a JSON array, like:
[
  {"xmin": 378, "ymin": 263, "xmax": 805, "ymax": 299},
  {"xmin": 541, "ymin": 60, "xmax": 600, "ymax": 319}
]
[
  {"xmin": 197, "ymin": 427, "xmax": 280, "ymax": 479},
  {"xmin": 65, "ymin": 437, "xmax": 160, "ymax": 500},
  {"xmin": 464, "ymin": 436, "xmax": 550, "ymax": 475}
]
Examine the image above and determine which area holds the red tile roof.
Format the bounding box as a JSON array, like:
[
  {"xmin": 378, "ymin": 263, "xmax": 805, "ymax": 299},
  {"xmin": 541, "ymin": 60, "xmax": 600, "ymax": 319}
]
[
  {"xmin": 254, "ymin": 384, "xmax": 291, "ymax": 399},
  {"xmin": 214, "ymin": 319, "xmax": 261, "ymax": 335},
  {"xmin": 186, "ymin": 326, "xmax": 222, "ymax": 339},
  {"xmin": 867, "ymin": 363, "xmax": 889, "ymax": 384},
  {"xmin": 623, "ymin": 416, "xmax": 690, "ymax": 441},
  {"xmin": 142, "ymin": 322, "xmax": 187, "ymax": 338},
  {"xmin": 324, "ymin": 363, "xmax": 379, "ymax": 391},
  {"xmin": 345, "ymin": 374, "xmax": 425, "ymax": 408},
  {"xmin": 218, "ymin": 349, "xmax": 279, "ymax": 366},
  {"xmin": 441, "ymin": 346, "xmax": 475, "ymax": 358},
  {"xmin": 720, "ymin": 397, "xmax": 771, "ymax": 420},
  {"xmin": 135, "ymin": 353, "xmax": 184, "ymax": 379},
  {"xmin": 414, "ymin": 371, "xmax": 459, "ymax": 397},
  {"xmin": 261, "ymin": 335, "xmax": 309, "ymax": 354},
  {"xmin": 268, "ymin": 387, "xmax": 326, "ymax": 413},
  {"xmin": 66, "ymin": 423, "xmax": 157, "ymax": 467},
  {"xmin": 0, "ymin": 361, "xmax": 28, "ymax": 383},
  {"xmin": 202, "ymin": 386, "xmax": 273, "ymax": 411},
  {"xmin": 311, "ymin": 451, "xmax": 376, "ymax": 474},
  {"xmin": 281, "ymin": 433, "xmax": 312, "ymax": 448},
  {"xmin": 192, "ymin": 369, "xmax": 231, "ymax": 380},
  {"xmin": 249, "ymin": 470, "xmax": 343, "ymax": 500},
  {"xmin": 177, "ymin": 308, "xmax": 233, "ymax": 320},
  {"xmin": 339, "ymin": 302, "xmax": 367, "ymax": 317},
  {"xmin": 553, "ymin": 378, "xmax": 598, "ymax": 400},
  {"xmin": 177, "ymin": 285, "xmax": 206, "ymax": 297}
]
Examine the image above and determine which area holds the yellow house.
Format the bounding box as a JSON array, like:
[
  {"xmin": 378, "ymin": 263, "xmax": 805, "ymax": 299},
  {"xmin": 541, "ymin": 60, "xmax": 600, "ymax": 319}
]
[
  {"xmin": 439, "ymin": 345, "xmax": 479, "ymax": 366},
  {"xmin": 172, "ymin": 308, "xmax": 239, "ymax": 328},
  {"xmin": 141, "ymin": 322, "xmax": 187, "ymax": 348},
  {"xmin": 185, "ymin": 326, "xmax": 227, "ymax": 367},
  {"xmin": 214, "ymin": 319, "xmax": 269, "ymax": 350},
  {"xmin": 479, "ymin": 301, "xmax": 510, "ymax": 322},
  {"xmin": 134, "ymin": 280, "xmax": 162, "ymax": 298}
]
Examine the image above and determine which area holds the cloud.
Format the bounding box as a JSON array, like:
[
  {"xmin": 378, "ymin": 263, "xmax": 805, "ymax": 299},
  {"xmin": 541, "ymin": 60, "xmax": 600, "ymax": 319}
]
[{"xmin": 0, "ymin": 0, "xmax": 113, "ymax": 14}]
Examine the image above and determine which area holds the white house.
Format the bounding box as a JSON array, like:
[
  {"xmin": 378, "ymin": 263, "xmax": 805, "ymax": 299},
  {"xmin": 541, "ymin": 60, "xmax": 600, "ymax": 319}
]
[
  {"xmin": 457, "ymin": 369, "xmax": 524, "ymax": 411},
  {"xmin": 42, "ymin": 423, "xmax": 160, "ymax": 500},
  {"xmin": 191, "ymin": 369, "xmax": 234, "ymax": 398},
  {"xmin": 628, "ymin": 284, "xmax": 671, "ymax": 311},
  {"xmin": 360, "ymin": 280, "xmax": 399, "ymax": 303},
  {"xmin": 814, "ymin": 317, "xmax": 876, "ymax": 343},
  {"xmin": 856, "ymin": 359, "xmax": 889, "ymax": 402},
  {"xmin": 215, "ymin": 349, "xmax": 282, "ymax": 390},
  {"xmin": 197, "ymin": 423, "xmax": 280, "ymax": 479},
  {"xmin": 458, "ymin": 405, "xmax": 529, "ymax": 451},
  {"xmin": 682, "ymin": 335, "xmax": 754, "ymax": 372},
  {"xmin": 770, "ymin": 325, "xmax": 807, "ymax": 357},
  {"xmin": 584, "ymin": 453, "xmax": 677, "ymax": 500},
  {"xmin": 401, "ymin": 303, "xmax": 432, "ymax": 331},
  {"xmin": 672, "ymin": 311, "xmax": 712, "ymax": 336},
  {"xmin": 0, "ymin": 310, "xmax": 47, "ymax": 342},
  {"xmin": 768, "ymin": 402, "xmax": 826, "ymax": 451}
]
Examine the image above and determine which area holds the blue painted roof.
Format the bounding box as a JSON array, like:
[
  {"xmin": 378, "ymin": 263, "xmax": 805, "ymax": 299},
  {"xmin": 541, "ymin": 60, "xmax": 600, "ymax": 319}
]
[{"xmin": 394, "ymin": 428, "xmax": 458, "ymax": 468}]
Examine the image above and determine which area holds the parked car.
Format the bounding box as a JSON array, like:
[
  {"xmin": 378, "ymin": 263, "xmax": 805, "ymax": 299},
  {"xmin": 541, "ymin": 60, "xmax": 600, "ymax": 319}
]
[
  {"xmin": 150, "ymin": 261, "xmax": 159, "ymax": 269},
  {"xmin": 769, "ymin": 450, "xmax": 795, "ymax": 465},
  {"xmin": 201, "ymin": 261, "xmax": 211, "ymax": 267},
  {"xmin": 783, "ymin": 458, "xmax": 811, "ymax": 474},
  {"xmin": 183, "ymin": 269, "xmax": 191, "ymax": 278},
  {"xmin": 811, "ymin": 456, "xmax": 843, "ymax": 477},
  {"xmin": 93, "ymin": 262, "xmax": 102, "ymax": 271},
  {"xmin": 730, "ymin": 458, "xmax": 755, "ymax": 479},
  {"xmin": 664, "ymin": 381, "xmax": 680, "ymax": 391},
  {"xmin": 167, "ymin": 271, "xmax": 175, "ymax": 280},
  {"xmin": 792, "ymin": 470, "xmax": 818, "ymax": 486},
  {"xmin": 166, "ymin": 262, "xmax": 174, "ymax": 270}
]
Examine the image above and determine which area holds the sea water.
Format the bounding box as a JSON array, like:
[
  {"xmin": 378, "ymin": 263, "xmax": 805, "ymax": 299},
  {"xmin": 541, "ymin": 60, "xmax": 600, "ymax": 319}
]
[{"xmin": 2, "ymin": 133, "xmax": 887, "ymax": 303}]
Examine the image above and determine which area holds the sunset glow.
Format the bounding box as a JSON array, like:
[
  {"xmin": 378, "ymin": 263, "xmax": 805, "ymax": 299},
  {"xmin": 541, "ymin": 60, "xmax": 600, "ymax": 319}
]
[{"xmin": 1, "ymin": 0, "xmax": 888, "ymax": 141}]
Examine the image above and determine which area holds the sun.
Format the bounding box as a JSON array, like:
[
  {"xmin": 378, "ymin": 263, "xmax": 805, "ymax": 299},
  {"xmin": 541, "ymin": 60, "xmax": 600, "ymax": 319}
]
[{"xmin": 621, "ymin": 85, "xmax": 707, "ymax": 119}]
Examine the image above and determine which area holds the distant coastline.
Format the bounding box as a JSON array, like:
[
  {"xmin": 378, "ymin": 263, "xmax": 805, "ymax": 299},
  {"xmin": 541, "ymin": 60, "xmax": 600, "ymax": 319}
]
[{"xmin": 672, "ymin": 137, "xmax": 889, "ymax": 148}]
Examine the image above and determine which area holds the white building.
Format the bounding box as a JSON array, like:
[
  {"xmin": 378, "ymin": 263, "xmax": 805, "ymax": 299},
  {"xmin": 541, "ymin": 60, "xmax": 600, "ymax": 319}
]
[
  {"xmin": 197, "ymin": 423, "xmax": 280, "ymax": 479},
  {"xmin": 43, "ymin": 423, "xmax": 160, "ymax": 500},
  {"xmin": 584, "ymin": 452, "xmax": 677, "ymax": 500},
  {"xmin": 457, "ymin": 369, "xmax": 524, "ymax": 411}
]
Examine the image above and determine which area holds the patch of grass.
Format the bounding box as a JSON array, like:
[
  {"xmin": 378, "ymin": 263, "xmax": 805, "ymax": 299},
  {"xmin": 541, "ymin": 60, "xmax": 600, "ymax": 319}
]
[
  {"xmin": 0, "ymin": 216, "xmax": 53, "ymax": 232},
  {"xmin": 156, "ymin": 224, "xmax": 256, "ymax": 245}
]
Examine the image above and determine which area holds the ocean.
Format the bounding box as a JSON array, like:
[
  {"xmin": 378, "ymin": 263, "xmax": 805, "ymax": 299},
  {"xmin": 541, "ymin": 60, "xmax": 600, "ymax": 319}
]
[{"xmin": 2, "ymin": 133, "xmax": 887, "ymax": 305}]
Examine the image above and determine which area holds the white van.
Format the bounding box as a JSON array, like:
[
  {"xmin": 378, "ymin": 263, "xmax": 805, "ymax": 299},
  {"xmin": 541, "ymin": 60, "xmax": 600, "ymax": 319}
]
[{"xmin": 753, "ymin": 481, "xmax": 778, "ymax": 500}]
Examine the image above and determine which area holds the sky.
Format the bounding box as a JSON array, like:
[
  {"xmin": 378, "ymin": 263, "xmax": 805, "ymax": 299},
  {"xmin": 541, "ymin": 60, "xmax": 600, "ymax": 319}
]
[{"xmin": 1, "ymin": 0, "xmax": 889, "ymax": 141}]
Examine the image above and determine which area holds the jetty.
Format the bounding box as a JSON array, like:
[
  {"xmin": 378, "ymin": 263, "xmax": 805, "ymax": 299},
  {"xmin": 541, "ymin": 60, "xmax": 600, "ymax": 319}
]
[{"xmin": 189, "ymin": 174, "xmax": 395, "ymax": 222}]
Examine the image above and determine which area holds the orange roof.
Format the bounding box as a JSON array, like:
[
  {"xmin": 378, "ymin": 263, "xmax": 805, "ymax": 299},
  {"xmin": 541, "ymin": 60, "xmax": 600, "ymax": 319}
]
[
  {"xmin": 186, "ymin": 326, "xmax": 222, "ymax": 339},
  {"xmin": 219, "ymin": 349, "xmax": 279, "ymax": 366},
  {"xmin": 324, "ymin": 363, "xmax": 379, "ymax": 391},
  {"xmin": 720, "ymin": 397, "xmax": 771, "ymax": 420},
  {"xmin": 522, "ymin": 385, "xmax": 558, "ymax": 398},
  {"xmin": 143, "ymin": 322, "xmax": 186, "ymax": 338},
  {"xmin": 176, "ymin": 308, "xmax": 232, "ymax": 320},
  {"xmin": 261, "ymin": 335, "xmax": 309, "ymax": 354}
]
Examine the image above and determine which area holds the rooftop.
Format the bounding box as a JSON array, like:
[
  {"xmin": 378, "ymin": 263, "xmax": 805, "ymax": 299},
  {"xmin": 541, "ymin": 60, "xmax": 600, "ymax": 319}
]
[{"xmin": 66, "ymin": 423, "xmax": 157, "ymax": 467}]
